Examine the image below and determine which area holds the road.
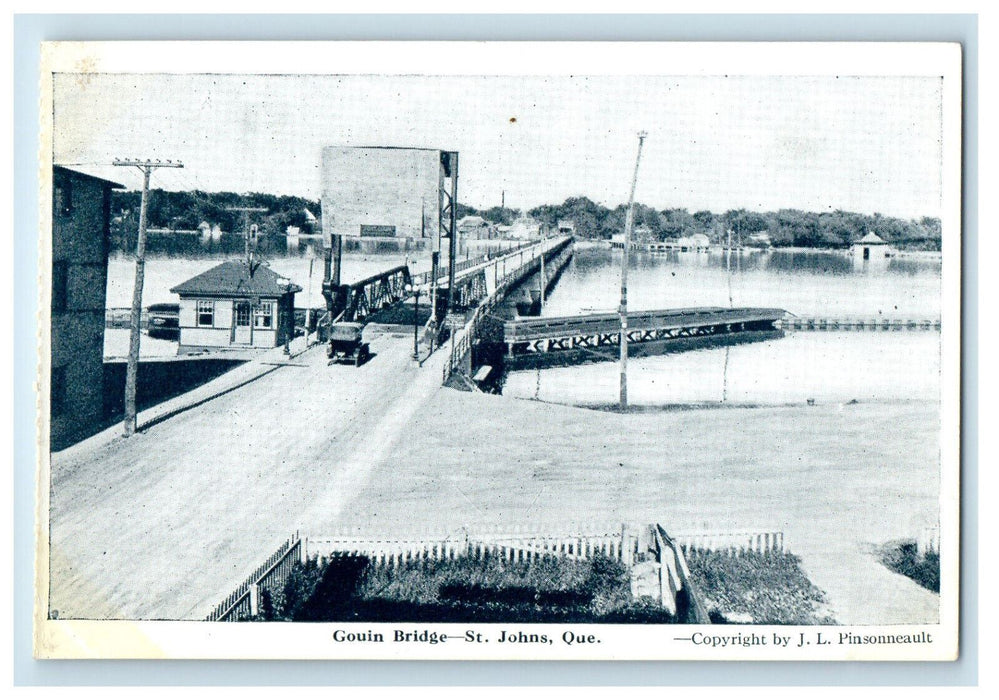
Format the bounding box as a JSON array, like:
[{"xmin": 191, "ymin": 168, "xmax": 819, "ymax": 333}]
[{"xmin": 48, "ymin": 323, "xmax": 443, "ymax": 620}]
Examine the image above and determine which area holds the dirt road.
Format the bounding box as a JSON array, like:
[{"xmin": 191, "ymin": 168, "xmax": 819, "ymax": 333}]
[{"xmin": 48, "ymin": 324, "xmax": 441, "ymax": 619}]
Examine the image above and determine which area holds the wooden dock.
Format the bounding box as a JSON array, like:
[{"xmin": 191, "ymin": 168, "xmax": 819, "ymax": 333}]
[{"xmin": 503, "ymin": 306, "xmax": 786, "ymax": 356}]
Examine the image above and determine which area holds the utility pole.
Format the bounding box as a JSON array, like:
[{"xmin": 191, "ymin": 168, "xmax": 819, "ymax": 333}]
[
  {"xmin": 619, "ymin": 131, "xmax": 647, "ymax": 411},
  {"xmin": 226, "ymin": 205, "xmax": 268, "ymax": 265},
  {"xmin": 113, "ymin": 158, "xmax": 184, "ymax": 437}
]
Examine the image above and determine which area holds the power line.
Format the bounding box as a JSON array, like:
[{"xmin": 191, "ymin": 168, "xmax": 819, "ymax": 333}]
[{"xmin": 113, "ymin": 158, "xmax": 184, "ymax": 438}]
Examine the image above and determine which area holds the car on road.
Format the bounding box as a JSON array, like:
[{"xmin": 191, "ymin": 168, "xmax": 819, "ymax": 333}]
[
  {"xmin": 327, "ymin": 321, "xmax": 370, "ymax": 366},
  {"xmin": 146, "ymin": 303, "xmax": 180, "ymax": 340}
]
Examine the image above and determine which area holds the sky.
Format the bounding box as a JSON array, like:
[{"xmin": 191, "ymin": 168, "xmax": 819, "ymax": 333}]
[{"xmin": 54, "ymin": 73, "xmax": 944, "ymax": 219}]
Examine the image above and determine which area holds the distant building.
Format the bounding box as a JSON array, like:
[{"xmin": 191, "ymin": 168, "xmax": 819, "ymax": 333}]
[
  {"xmin": 50, "ymin": 166, "xmax": 123, "ymax": 450},
  {"xmin": 556, "ymin": 220, "xmax": 575, "ymax": 236},
  {"xmin": 457, "ymin": 215, "xmax": 495, "ymax": 239},
  {"xmin": 170, "ymin": 261, "xmax": 302, "ymax": 352},
  {"xmin": 632, "ymin": 224, "xmax": 655, "ymax": 243},
  {"xmin": 650, "ymin": 233, "xmax": 711, "ymax": 252},
  {"xmin": 746, "ymin": 232, "xmax": 772, "ymax": 248},
  {"xmin": 505, "ymin": 216, "xmax": 542, "ymax": 240},
  {"xmin": 852, "ymin": 232, "xmax": 891, "ymax": 260}
]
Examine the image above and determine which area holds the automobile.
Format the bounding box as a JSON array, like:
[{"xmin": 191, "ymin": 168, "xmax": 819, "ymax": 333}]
[
  {"xmin": 327, "ymin": 321, "xmax": 370, "ymax": 366},
  {"xmin": 146, "ymin": 302, "xmax": 180, "ymax": 340}
]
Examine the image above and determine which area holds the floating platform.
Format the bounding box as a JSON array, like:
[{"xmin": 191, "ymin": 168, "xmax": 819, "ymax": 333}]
[{"xmin": 502, "ymin": 306, "xmax": 786, "ymax": 357}]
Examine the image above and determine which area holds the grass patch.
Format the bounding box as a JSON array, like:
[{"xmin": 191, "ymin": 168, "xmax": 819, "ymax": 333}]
[
  {"xmin": 879, "ymin": 541, "xmax": 939, "ymax": 593},
  {"xmin": 260, "ymin": 552, "xmax": 674, "ymax": 623},
  {"xmin": 685, "ymin": 550, "xmax": 835, "ymax": 625}
]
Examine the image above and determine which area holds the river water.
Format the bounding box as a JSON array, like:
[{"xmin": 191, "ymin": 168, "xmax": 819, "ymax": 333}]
[
  {"xmin": 106, "ymin": 240, "xmax": 943, "ymax": 410},
  {"xmin": 503, "ymin": 244, "xmax": 942, "ymax": 409}
]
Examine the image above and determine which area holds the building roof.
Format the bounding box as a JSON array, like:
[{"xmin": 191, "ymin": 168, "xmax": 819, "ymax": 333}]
[
  {"xmin": 458, "ymin": 215, "xmax": 488, "ymax": 227},
  {"xmin": 857, "ymin": 232, "xmax": 888, "ymax": 245},
  {"xmin": 53, "ymin": 165, "xmax": 124, "ymax": 190},
  {"xmin": 170, "ymin": 260, "xmax": 302, "ymax": 298}
]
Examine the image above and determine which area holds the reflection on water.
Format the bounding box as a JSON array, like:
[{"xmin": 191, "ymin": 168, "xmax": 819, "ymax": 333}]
[
  {"xmin": 503, "ymin": 331, "xmax": 940, "ymax": 408},
  {"xmin": 508, "ymin": 245, "xmax": 942, "ymax": 409},
  {"xmin": 542, "ymin": 247, "xmax": 941, "ymax": 319}
]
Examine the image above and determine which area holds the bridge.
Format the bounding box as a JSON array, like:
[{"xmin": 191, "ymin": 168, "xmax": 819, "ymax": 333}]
[
  {"xmin": 323, "ymin": 237, "xmax": 572, "ymax": 326},
  {"xmin": 502, "ymin": 306, "xmax": 787, "ymax": 358}
]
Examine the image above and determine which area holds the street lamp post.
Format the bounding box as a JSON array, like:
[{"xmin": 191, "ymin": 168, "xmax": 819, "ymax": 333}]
[{"xmin": 406, "ymin": 283, "xmax": 421, "ymax": 360}]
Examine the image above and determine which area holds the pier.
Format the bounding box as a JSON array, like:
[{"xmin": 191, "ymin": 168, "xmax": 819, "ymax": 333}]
[{"xmin": 503, "ymin": 306, "xmax": 786, "ymax": 358}]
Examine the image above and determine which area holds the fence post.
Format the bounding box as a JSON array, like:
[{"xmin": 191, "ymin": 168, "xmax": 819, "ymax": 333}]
[{"xmin": 249, "ymin": 583, "xmax": 260, "ymax": 618}]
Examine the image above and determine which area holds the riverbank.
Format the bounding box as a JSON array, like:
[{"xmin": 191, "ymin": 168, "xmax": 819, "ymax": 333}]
[{"xmin": 337, "ymin": 389, "xmax": 940, "ymax": 625}]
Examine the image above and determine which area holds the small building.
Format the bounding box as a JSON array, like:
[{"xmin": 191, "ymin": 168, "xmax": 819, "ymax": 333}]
[
  {"xmin": 632, "ymin": 224, "xmax": 655, "ymax": 244},
  {"xmin": 556, "ymin": 219, "xmax": 575, "ymax": 236},
  {"xmin": 457, "ymin": 215, "xmax": 495, "ymax": 239},
  {"xmin": 654, "ymin": 233, "xmax": 711, "ymax": 252},
  {"xmin": 506, "ymin": 216, "xmax": 542, "ymax": 240},
  {"xmin": 50, "ymin": 166, "xmax": 124, "ymax": 450},
  {"xmin": 170, "ymin": 260, "xmax": 302, "ymax": 352},
  {"xmin": 852, "ymin": 232, "xmax": 891, "ymax": 260}
]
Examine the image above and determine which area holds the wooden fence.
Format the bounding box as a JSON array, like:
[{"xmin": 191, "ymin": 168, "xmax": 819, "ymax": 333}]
[
  {"xmin": 917, "ymin": 526, "xmax": 940, "ymax": 557},
  {"xmin": 206, "ymin": 533, "xmax": 301, "ymax": 622},
  {"xmin": 673, "ymin": 531, "xmax": 785, "ymax": 556},
  {"xmin": 778, "ymin": 317, "xmax": 940, "ymax": 331},
  {"xmin": 304, "ymin": 524, "xmax": 784, "ymax": 568},
  {"xmin": 306, "ymin": 522, "xmax": 641, "ymax": 568},
  {"xmin": 655, "ymin": 525, "xmax": 712, "ymax": 623}
]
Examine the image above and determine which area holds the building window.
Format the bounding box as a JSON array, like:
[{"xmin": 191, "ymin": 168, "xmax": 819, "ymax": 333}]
[
  {"xmin": 52, "ymin": 261, "xmax": 68, "ymax": 312},
  {"xmin": 235, "ymin": 302, "xmax": 251, "ymax": 327},
  {"xmin": 253, "ymin": 301, "xmax": 274, "ymax": 329},
  {"xmin": 51, "ymin": 365, "xmax": 66, "ymax": 417},
  {"xmin": 196, "ymin": 300, "xmax": 215, "ymax": 327},
  {"xmin": 54, "ymin": 179, "xmax": 73, "ymax": 217}
]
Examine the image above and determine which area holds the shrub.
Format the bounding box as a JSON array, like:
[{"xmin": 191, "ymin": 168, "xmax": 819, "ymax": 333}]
[
  {"xmin": 685, "ymin": 549, "xmax": 834, "ymax": 625},
  {"xmin": 879, "ymin": 542, "xmax": 939, "ymax": 593}
]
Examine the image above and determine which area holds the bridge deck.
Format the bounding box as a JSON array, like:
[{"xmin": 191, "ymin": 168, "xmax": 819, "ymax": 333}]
[{"xmin": 504, "ymin": 307, "xmax": 787, "ymax": 345}]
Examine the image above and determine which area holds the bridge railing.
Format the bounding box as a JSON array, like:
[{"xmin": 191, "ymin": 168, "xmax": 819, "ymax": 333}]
[
  {"xmin": 410, "ymin": 239, "xmax": 542, "ymax": 287},
  {"xmin": 441, "ymin": 237, "xmax": 571, "ymax": 383}
]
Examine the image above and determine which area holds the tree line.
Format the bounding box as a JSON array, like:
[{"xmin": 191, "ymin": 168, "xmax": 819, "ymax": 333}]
[
  {"xmin": 461, "ymin": 197, "xmax": 941, "ymax": 250},
  {"xmin": 111, "ymin": 189, "xmax": 941, "ymax": 253},
  {"xmin": 110, "ymin": 190, "xmax": 321, "ymax": 252}
]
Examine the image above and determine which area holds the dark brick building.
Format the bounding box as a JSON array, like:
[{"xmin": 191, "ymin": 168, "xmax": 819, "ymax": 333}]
[{"xmin": 50, "ymin": 166, "xmax": 122, "ymax": 450}]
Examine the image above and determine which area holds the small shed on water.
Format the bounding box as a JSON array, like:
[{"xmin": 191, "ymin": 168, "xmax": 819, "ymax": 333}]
[
  {"xmin": 170, "ymin": 260, "xmax": 301, "ymax": 352},
  {"xmin": 852, "ymin": 232, "xmax": 891, "ymax": 260}
]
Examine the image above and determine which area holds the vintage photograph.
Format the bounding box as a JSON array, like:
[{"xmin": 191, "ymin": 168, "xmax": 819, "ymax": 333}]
[{"xmin": 34, "ymin": 42, "xmax": 961, "ymax": 660}]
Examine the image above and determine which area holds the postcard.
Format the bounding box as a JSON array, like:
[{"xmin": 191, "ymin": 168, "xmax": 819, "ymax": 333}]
[{"xmin": 34, "ymin": 40, "xmax": 961, "ymax": 660}]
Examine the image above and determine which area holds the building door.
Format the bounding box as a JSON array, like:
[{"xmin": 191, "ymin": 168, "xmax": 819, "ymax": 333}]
[
  {"xmin": 863, "ymin": 246, "xmax": 870, "ymax": 260},
  {"xmin": 234, "ymin": 301, "xmax": 253, "ymax": 345}
]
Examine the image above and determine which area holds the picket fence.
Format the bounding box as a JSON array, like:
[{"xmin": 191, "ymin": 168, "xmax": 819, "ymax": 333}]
[
  {"xmin": 917, "ymin": 526, "xmax": 941, "ymax": 557},
  {"xmin": 304, "ymin": 524, "xmax": 785, "ymax": 568},
  {"xmin": 206, "ymin": 533, "xmax": 301, "ymax": 622},
  {"xmin": 674, "ymin": 531, "xmax": 785, "ymax": 557}
]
